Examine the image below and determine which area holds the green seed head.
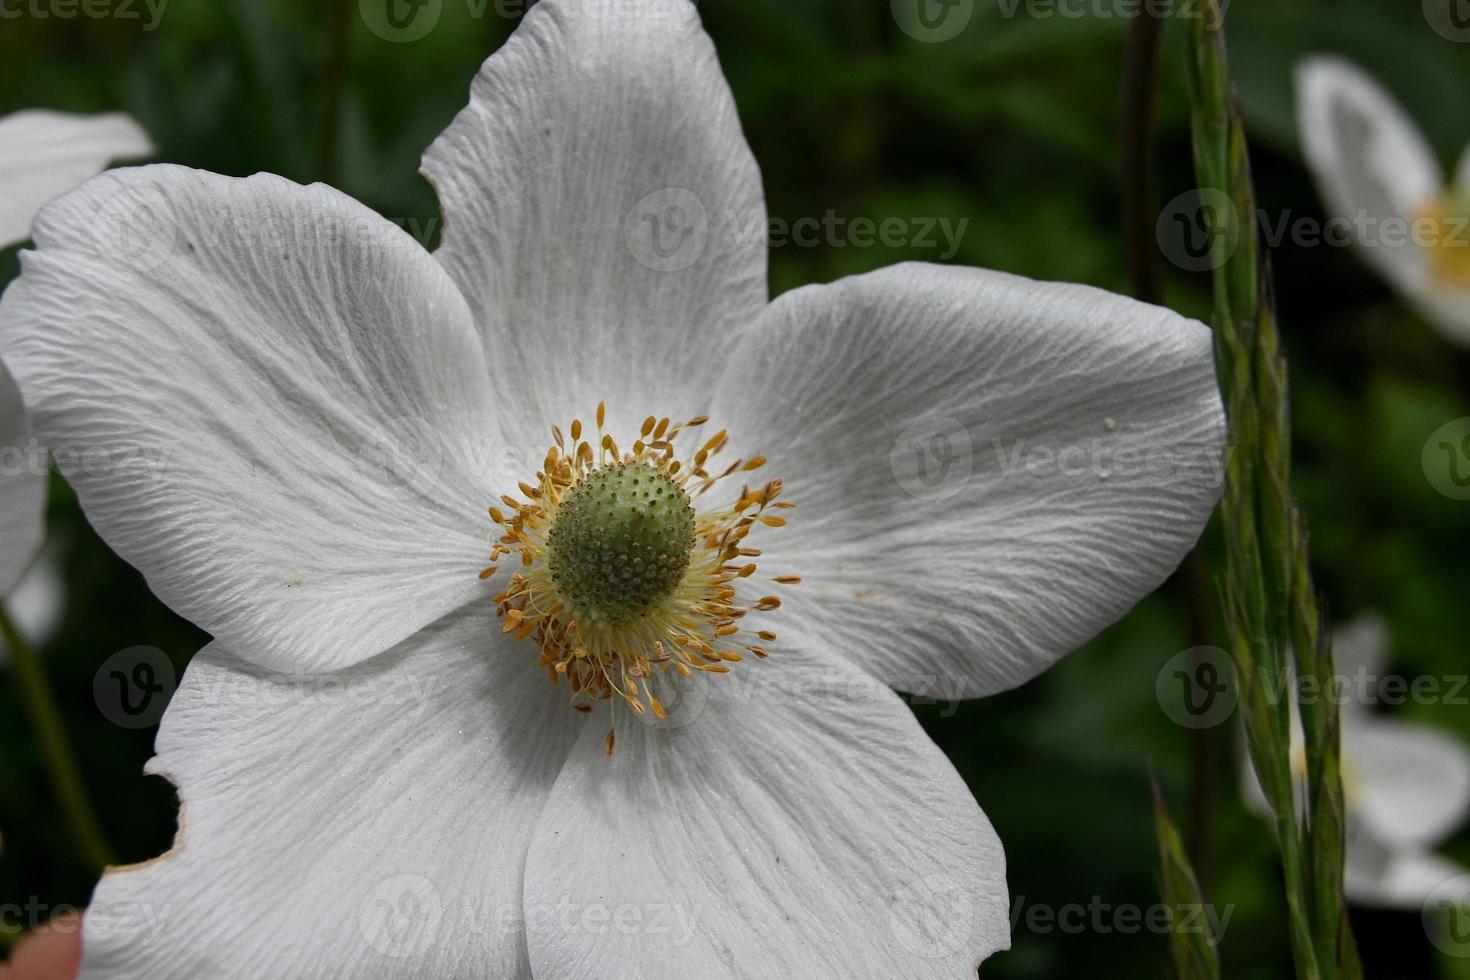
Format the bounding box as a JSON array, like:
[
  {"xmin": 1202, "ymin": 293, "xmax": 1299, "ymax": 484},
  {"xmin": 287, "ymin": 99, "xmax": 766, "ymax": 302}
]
[{"xmin": 546, "ymin": 462, "xmax": 696, "ymax": 625}]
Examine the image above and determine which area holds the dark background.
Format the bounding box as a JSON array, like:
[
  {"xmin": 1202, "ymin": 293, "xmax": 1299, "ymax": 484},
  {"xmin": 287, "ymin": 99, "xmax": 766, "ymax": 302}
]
[{"xmin": 3, "ymin": 1, "xmax": 1469, "ymax": 976}]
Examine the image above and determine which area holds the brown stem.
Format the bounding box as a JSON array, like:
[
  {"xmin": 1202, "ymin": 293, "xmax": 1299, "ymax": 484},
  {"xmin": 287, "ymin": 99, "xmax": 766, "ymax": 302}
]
[
  {"xmin": 1122, "ymin": 5, "xmax": 1163, "ymax": 305},
  {"xmin": 1121, "ymin": 3, "xmax": 1221, "ymax": 890},
  {"xmin": 1180, "ymin": 551, "xmax": 1219, "ymax": 892},
  {"xmin": 319, "ymin": 0, "xmax": 352, "ymax": 184}
]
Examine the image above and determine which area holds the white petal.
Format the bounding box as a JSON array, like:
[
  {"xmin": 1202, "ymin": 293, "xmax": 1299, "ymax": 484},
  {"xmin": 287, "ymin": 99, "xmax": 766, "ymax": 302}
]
[
  {"xmin": 1238, "ymin": 734, "xmax": 1275, "ymax": 822},
  {"xmin": 1347, "ymin": 720, "xmax": 1470, "ymax": 847},
  {"xmin": 1239, "ymin": 710, "xmax": 1310, "ymax": 824},
  {"xmin": 711, "ymin": 263, "xmax": 1225, "ymax": 698},
  {"xmin": 1295, "ymin": 57, "xmax": 1442, "ymax": 290},
  {"xmin": 1243, "ymin": 623, "xmax": 1470, "ymax": 870},
  {"xmin": 0, "ymin": 110, "xmax": 152, "ymax": 248},
  {"xmin": 0, "ymin": 166, "xmax": 501, "ymax": 671},
  {"xmin": 1406, "ymin": 287, "xmax": 1470, "ymax": 347},
  {"xmin": 1345, "ymin": 847, "xmax": 1468, "ymax": 910},
  {"xmin": 422, "ymin": 0, "xmax": 767, "ymax": 444},
  {"xmin": 0, "ymin": 551, "xmax": 64, "ymax": 662},
  {"xmin": 1332, "ymin": 614, "xmax": 1388, "ymax": 681},
  {"xmin": 1456, "ymin": 143, "xmax": 1470, "ymax": 192},
  {"xmin": 0, "ymin": 357, "xmax": 45, "ymax": 598},
  {"xmin": 523, "ymin": 637, "xmax": 1009, "ymax": 978},
  {"xmin": 79, "ymin": 605, "xmax": 582, "ymax": 980},
  {"xmin": 1332, "ymin": 613, "xmax": 1387, "ymax": 725}
]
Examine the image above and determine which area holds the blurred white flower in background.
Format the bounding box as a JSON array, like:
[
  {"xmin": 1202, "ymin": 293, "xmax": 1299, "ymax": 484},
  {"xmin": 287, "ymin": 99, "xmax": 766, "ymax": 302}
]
[
  {"xmin": 1296, "ymin": 57, "xmax": 1470, "ymax": 346},
  {"xmin": 2, "ymin": 107, "xmax": 150, "ymax": 612},
  {"xmin": 0, "ymin": 110, "xmax": 153, "ymax": 249},
  {"xmin": 0, "ymin": 550, "xmax": 65, "ymax": 665},
  {"xmin": 0, "ymin": 359, "xmax": 45, "ymax": 607},
  {"xmin": 0, "ymin": 2, "xmax": 1225, "ymax": 976},
  {"xmin": 0, "ymin": 105, "xmax": 140, "ymax": 908},
  {"xmin": 1242, "ymin": 615, "xmax": 1470, "ymax": 908}
]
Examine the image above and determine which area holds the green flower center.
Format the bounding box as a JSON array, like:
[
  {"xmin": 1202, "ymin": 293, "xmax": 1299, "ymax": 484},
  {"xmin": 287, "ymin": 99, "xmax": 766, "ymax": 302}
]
[{"xmin": 546, "ymin": 461, "xmax": 696, "ymax": 626}]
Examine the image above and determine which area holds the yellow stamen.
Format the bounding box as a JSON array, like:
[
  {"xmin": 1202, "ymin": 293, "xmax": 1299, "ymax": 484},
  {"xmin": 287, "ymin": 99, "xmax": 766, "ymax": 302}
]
[
  {"xmin": 480, "ymin": 406, "xmax": 795, "ymax": 755},
  {"xmin": 1418, "ymin": 191, "xmax": 1470, "ymax": 289}
]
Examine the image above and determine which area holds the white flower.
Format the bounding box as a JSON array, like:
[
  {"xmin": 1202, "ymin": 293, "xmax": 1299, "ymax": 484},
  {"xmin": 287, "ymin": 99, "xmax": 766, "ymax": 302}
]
[
  {"xmin": 1296, "ymin": 56, "xmax": 1470, "ymax": 345},
  {"xmin": 1, "ymin": 107, "xmax": 150, "ymax": 602},
  {"xmin": 0, "ymin": 109, "xmax": 153, "ymax": 249},
  {"xmin": 0, "ymin": 551, "xmax": 65, "ymax": 663},
  {"xmin": 0, "ymin": 357, "xmax": 45, "ymax": 603},
  {"xmin": 1241, "ymin": 616, "xmax": 1470, "ymax": 909},
  {"xmin": 0, "ymin": 2, "xmax": 1224, "ymax": 976}
]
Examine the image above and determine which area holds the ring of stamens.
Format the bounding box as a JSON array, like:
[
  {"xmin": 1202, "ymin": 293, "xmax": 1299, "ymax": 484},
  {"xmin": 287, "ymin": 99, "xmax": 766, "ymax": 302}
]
[{"xmin": 479, "ymin": 403, "xmax": 798, "ymax": 754}]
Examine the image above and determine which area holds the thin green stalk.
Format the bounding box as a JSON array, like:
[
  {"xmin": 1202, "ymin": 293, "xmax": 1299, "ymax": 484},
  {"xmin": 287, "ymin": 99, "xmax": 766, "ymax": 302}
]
[
  {"xmin": 1183, "ymin": 13, "xmax": 1317, "ymax": 977},
  {"xmin": 1181, "ymin": 3, "xmax": 1358, "ymax": 978},
  {"xmin": 1152, "ymin": 774, "xmax": 1221, "ymax": 980},
  {"xmin": 1, "ymin": 601, "xmax": 115, "ymax": 874}
]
